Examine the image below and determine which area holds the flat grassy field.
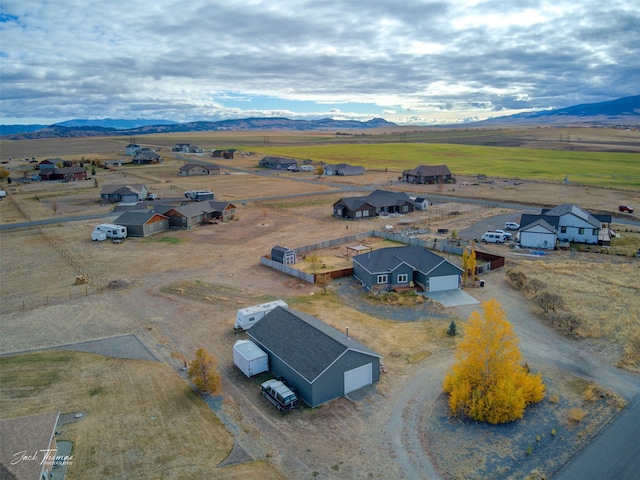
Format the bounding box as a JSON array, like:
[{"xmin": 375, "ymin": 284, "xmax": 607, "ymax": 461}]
[
  {"xmin": 0, "ymin": 351, "xmax": 282, "ymax": 480},
  {"xmin": 254, "ymin": 143, "xmax": 640, "ymax": 189}
]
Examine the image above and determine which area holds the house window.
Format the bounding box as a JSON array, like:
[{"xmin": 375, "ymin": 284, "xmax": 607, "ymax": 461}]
[
  {"xmin": 560, "ymin": 226, "xmax": 567, "ymax": 234},
  {"xmin": 592, "ymin": 229, "xmax": 598, "ymax": 236},
  {"xmin": 377, "ymin": 274, "xmax": 388, "ymax": 284},
  {"xmin": 402, "ymin": 206, "xmax": 409, "ymax": 213},
  {"xmin": 397, "ymin": 274, "xmax": 408, "ymax": 283},
  {"xmin": 578, "ymin": 228, "xmax": 585, "ymax": 235},
  {"xmin": 356, "ymin": 211, "xmax": 362, "ymax": 218},
  {"xmin": 362, "ymin": 210, "xmax": 369, "ymax": 217}
]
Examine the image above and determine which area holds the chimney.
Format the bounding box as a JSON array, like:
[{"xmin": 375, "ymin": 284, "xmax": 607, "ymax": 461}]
[{"xmin": 346, "ymin": 327, "xmax": 349, "ymax": 339}]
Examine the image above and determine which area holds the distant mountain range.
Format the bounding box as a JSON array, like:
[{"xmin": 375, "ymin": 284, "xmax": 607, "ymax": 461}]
[
  {"xmin": 476, "ymin": 95, "xmax": 639, "ymax": 126},
  {"xmin": 1, "ymin": 96, "xmax": 638, "ymax": 139},
  {"xmin": 0, "ymin": 117, "xmax": 396, "ymax": 139}
]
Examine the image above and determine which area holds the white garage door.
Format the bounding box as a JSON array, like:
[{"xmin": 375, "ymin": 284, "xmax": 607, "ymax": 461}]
[
  {"xmin": 344, "ymin": 364, "xmax": 372, "ymax": 394},
  {"xmin": 429, "ymin": 275, "xmax": 459, "ymax": 292}
]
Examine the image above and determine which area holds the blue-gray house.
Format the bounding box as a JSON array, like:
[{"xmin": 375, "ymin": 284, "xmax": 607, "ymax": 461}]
[
  {"xmin": 352, "ymin": 246, "xmax": 464, "ymax": 292},
  {"xmin": 247, "ymin": 307, "xmax": 381, "ymax": 407}
]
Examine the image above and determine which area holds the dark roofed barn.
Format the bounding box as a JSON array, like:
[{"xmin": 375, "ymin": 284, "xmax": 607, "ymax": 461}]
[{"xmin": 248, "ymin": 307, "xmax": 381, "ymax": 407}]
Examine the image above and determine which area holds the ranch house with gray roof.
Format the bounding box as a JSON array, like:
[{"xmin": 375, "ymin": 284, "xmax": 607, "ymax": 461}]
[{"xmin": 352, "ymin": 245, "xmax": 464, "ymax": 292}]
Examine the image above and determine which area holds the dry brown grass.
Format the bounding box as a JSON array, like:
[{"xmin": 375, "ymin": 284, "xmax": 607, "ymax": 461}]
[
  {"xmin": 509, "ymin": 257, "xmax": 640, "ymax": 368},
  {"xmin": 0, "ymin": 351, "xmax": 263, "ymax": 479}
]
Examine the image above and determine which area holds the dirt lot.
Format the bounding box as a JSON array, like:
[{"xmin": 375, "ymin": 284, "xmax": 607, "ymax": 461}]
[{"xmin": 1, "ymin": 152, "xmax": 639, "ymax": 479}]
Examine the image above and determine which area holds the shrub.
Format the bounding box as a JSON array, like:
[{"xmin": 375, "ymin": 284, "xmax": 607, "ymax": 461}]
[
  {"xmin": 568, "ymin": 408, "xmax": 587, "ymax": 423},
  {"xmin": 549, "ymin": 312, "xmax": 581, "ymax": 333},
  {"xmin": 447, "ymin": 320, "xmax": 458, "ymax": 336},
  {"xmin": 506, "ymin": 269, "xmax": 528, "ymax": 290},
  {"xmin": 527, "ymin": 278, "xmax": 546, "ymax": 295},
  {"xmin": 536, "ymin": 290, "xmax": 564, "ymax": 313}
]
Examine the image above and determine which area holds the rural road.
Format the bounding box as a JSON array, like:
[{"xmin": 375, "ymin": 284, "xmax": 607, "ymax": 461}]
[{"xmin": 555, "ymin": 395, "xmax": 640, "ymax": 480}]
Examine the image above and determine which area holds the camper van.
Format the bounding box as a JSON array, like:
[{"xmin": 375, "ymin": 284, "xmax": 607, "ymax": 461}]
[
  {"xmin": 93, "ymin": 224, "xmax": 127, "ymax": 239},
  {"xmin": 234, "ymin": 300, "xmax": 288, "ymax": 330},
  {"xmin": 184, "ymin": 190, "xmax": 214, "ymax": 201},
  {"xmin": 299, "ymin": 164, "xmax": 314, "ymax": 172}
]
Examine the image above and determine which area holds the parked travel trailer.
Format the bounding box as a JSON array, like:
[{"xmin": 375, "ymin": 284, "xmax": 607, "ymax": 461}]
[
  {"xmin": 299, "ymin": 164, "xmax": 315, "ymax": 172},
  {"xmin": 234, "ymin": 299, "xmax": 288, "ymax": 330},
  {"xmin": 93, "ymin": 224, "xmax": 127, "ymax": 239},
  {"xmin": 233, "ymin": 340, "xmax": 269, "ymax": 378}
]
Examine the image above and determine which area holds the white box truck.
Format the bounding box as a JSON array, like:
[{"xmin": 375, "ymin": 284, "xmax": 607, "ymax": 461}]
[
  {"xmin": 234, "ymin": 299, "xmax": 288, "ymax": 330},
  {"xmin": 93, "ymin": 224, "xmax": 127, "ymax": 239},
  {"xmin": 233, "ymin": 340, "xmax": 269, "ymax": 377}
]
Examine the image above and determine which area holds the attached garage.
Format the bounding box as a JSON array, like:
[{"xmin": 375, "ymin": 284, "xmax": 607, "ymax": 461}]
[
  {"xmin": 429, "ymin": 274, "xmax": 459, "ymax": 292},
  {"xmin": 248, "ymin": 306, "xmax": 381, "ymax": 407},
  {"xmin": 519, "ymin": 219, "xmax": 557, "ymax": 250}
]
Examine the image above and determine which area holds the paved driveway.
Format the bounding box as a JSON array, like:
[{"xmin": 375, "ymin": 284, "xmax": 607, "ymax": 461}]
[{"xmin": 423, "ymin": 289, "xmax": 479, "ymax": 307}]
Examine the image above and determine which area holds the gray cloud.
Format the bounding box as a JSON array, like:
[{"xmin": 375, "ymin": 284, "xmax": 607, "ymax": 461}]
[{"xmin": 1, "ymin": 0, "xmax": 638, "ymax": 124}]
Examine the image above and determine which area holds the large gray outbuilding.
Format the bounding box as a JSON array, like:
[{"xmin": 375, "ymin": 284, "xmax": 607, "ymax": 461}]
[{"xmin": 247, "ymin": 307, "xmax": 381, "ymax": 407}]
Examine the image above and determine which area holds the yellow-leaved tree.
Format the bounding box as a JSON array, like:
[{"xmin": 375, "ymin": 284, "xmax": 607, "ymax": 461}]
[
  {"xmin": 443, "ymin": 298, "xmax": 545, "ymax": 424},
  {"xmin": 188, "ymin": 348, "xmax": 221, "ymax": 395},
  {"xmin": 462, "ymin": 247, "xmax": 477, "ymax": 286}
]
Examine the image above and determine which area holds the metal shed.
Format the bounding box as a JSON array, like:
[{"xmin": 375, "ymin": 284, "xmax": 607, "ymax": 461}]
[{"xmin": 248, "ymin": 306, "xmax": 381, "ymax": 407}]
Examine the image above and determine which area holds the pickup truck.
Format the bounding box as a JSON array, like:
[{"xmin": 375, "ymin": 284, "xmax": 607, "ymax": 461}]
[{"xmin": 619, "ymin": 205, "xmax": 634, "ymax": 213}]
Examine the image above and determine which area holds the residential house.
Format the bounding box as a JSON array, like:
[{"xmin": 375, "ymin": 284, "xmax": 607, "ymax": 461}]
[
  {"xmin": 132, "ymin": 149, "xmax": 161, "ymax": 164},
  {"xmin": 402, "ymin": 165, "xmax": 454, "ymax": 184},
  {"xmin": 125, "ymin": 144, "xmax": 142, "ymax": 156},
  {"xmin": 519, "ymin": 203, "xmax": 605, "ymax": 248},
  {"xmin": 258, "ymin": 156, "xmax": 298, "ymax": 170},
  {"xmin": 323, "ymin": 163, "xmax": 365, "ymax": 176},
  {"xmin": 211, "ymin": 149, "xmax": 240, "ymax": 159},
  {"xmin": 248, "ymin": 306, "xmax": 381, "ymax": 407},
  {"xmin": 352, "ymin": 245, "xmax": 464, "ymax": 292},
  {"xmin": 100, "ymin": 184, "xmax": 148, "ymax": 203},
  {"xmin": 179, "ymin": 163, "xmax": 220, "ymax": 176},
  {"xmin": 333, "ymin": 189, "xmax": 414, "ymax": 220},
  {"xmin": 0, "ymin": 411, "xmax": 61, "ymax": 480},
  {"xmin": 161, "ymin": 200, "xmax": 236, "ymax": 228},
  {"xmin": 38, "ymin": 158, "xmax": 62, "ymax": 170},
  {"xmin": 173, "ymin": 143, "xmax": 203, "ymax": 153},
  {"xmin": 39, "ymin": 166, "xmax": 87, "ymax": 182},
  {"xmin": 113, "ymin": 210, "xmax": 170, "ymax": 237}
]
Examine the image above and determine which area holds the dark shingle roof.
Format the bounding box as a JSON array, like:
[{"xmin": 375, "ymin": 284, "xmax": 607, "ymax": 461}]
[
  {"xmin": 403, "ymin": 165, "xmax": 452, "ymax": 176},
  {"xmin": 353, "ymin": 245, "xmax": 462, "ymax": 275},
  {"xmin": 248, "ymin": 307, "xmax": 380, "ymax": 383},
  {"xmin": 114, "ymin": 210, "xmax": 166, "ymax": 225}
]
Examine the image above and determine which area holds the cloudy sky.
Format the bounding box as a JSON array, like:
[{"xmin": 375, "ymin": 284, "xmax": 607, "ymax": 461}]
[{"xmin": 1, "ymin": 0, "xmax": 638, "ymax": 125}]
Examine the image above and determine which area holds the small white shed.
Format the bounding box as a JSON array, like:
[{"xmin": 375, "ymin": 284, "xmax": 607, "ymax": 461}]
[{"xmin": 233, "ymin": 340, "xmax": 269, "ymax": 377}]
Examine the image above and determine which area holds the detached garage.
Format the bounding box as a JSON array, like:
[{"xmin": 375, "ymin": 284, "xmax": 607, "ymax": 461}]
[{"xmin": 247, "ymin": 306, "xmax": 381, "ymax": 407}]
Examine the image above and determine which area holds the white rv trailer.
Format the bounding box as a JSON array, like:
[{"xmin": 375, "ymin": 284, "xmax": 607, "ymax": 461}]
[
  {"xmin": 93, "ymin": 224, "xmax": 127, "ymax": 239},
  {"xmin": 233, "ymin": 340, "xmax": 269, "ymax": 377},
  {"xmin": 234, "ymin": 299, "xmax": 288, "ymax": 330}
]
